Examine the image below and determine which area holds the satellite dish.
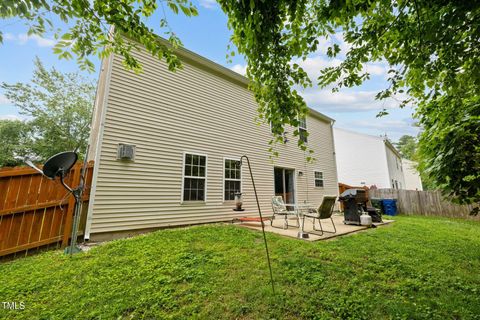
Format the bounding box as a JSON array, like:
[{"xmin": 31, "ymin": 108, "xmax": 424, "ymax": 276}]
[
  {"xmin": 42, "ymin": 151, "xmax": 78, "ymax": 180},
  {"xmin": 24, "ymin": 149, "xmax": 84, "ymax": 256}
]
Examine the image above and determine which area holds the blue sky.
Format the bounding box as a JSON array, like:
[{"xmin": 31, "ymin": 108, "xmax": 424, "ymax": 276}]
[{"xmin": 0, "ymin": 0, "xmax": 419, "ymax": 141}]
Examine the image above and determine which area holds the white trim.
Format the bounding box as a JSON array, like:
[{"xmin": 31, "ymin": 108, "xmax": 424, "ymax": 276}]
[
  {"xmin": 84, "ymin": 52, "xmax": 114, "ymax": 240},
  {"xmin": 383, "ymin": 143, "xmax": 392, "ymax": 188},
  {"xmin": 313, "ymin": 170, "xmax": 325, "ymax": 188},
  {"xmin": 180, "ymin": 151, "xmax": 208, "ymax": 204},
  {"xmin": 298, "ymin": 116, "xmax": 308, "ymax": 144},
  {"xmin": 308, "ymin": 108, "xmax": 335, "ymax": 124},
  {"xmin": 330, "ymin": 123, "xmax": 340, "ymax": 197},
  {"xmin": 293, "ymin": 168, "xmax": 298, "ymax": 205},
  {"xmin": 299, "ymin": 116, "xmax": 307, "ymax": 130},
  {"xmin": 222, "ymin": 157, "xmax": 242, "ymax": 202},
  {"xmin": 273, "ymin": 166, "xmax": 297, "ymax": 205}
]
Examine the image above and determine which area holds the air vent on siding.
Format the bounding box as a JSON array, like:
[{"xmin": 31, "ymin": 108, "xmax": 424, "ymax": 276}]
[{"xmin": 117, "ymin": 144, "xmax": 136, "ymax": 161}]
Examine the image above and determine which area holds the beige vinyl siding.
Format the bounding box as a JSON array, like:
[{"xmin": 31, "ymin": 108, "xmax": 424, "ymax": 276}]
[{"xmin": 86, "ymin": 45, "xmax": 338, "ymax": 237}]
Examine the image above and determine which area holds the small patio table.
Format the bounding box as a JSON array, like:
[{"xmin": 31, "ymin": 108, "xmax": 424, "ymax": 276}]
[{"xmin": 296, "ymin": 203, "xmax": 313, "ymax": 239}]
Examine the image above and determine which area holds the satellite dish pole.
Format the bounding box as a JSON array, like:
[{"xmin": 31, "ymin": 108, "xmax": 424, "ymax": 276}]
[{"xmin": 67, "ymin": 147, "xmax": 89, "ymax": 255}]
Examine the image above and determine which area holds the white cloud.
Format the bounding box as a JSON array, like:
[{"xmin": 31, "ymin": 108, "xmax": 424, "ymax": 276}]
[
  {"xmin": 296, "ymin": 56, "xmax": 387, "ymax": 82},
  {"xmin": 346, "ymin": 119, "xmax": 416, "ymax": 133},
  {"xmin": 330, "ymin": 32, "xmax": 353, "ymax": 56},
  {"xmin": 0, "ymin": 95, "xmax": 11, "ymax": 105},
  {"xmin": 363, "ymin": 62, "xmax": 388, "ymax": 77},
  {"xmin": 292, "ymin": 31, "xmax": 389, "ymax": 82},
  {"xmin": 4, "ymin": 33, "xmax": 55, "ymax": 47},
  {"xmin": 313, "ymin": 32, "xmax": 352, "ymax": 58},
  {"xmin": 301, "ymin": 88, "xmax": 407, "ymax": 113},
  {"xmin": 3, "ymin": 32, "xmax": 15, "ymax": 41},
  {"xmin": 296, "ymin": 40, "xmax": 398, "ymax": 113},
  {"xmin": 335, "ymin": 118, "xmax": 420, "ymax": 142},
  {"xmin": 295, "ymin": 55, "xmax": 342, "ymax": 80},
  {"xmin": 292, "ymin": 33, "xmax": 346, "ymax": 81},
  {"xmin": 199, "ymin": 0, "xmax": 217, "ymax": 9},
  {"xmin": 0, "ymin": 114, "xmax": 23, "ymax": 121},
  {"xmin": 230, "ymin": 63, "xmax": 247, "ymax": 75}
]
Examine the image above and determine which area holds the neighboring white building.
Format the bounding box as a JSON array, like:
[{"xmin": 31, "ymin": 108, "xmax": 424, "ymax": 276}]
[
  {"xmin": 333, "ymin": 128, "xmax": 406, "ymax": 189},
  {"xmin": 84, "ymin": 37, "xmax": 339, "ymax": 240},
  {"xmin": 402, "ymin": 159, "xmax": 423, "ymax": 190}
]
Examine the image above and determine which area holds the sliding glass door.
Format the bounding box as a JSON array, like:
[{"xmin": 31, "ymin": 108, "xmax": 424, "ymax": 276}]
[{"xmin": 274, "ymin": 167, "xmax": 296, "ymax": 207}]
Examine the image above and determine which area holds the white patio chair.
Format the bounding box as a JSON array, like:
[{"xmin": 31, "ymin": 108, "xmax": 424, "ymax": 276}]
[{"xmin": 271, "ymin": 196, "xmax": 300, "ymax": 229}]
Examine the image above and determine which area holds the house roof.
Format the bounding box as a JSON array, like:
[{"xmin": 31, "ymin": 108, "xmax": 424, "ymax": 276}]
[
  {"xmin": 383, "ymin": 138, "xmax": 402, "ymax": 158},
  {"xmin": 128, "ymin": 34, "xmax": 335, "ymax": 124},
  {"xmin": 334, "ymin": 127, "xmax": 402, "ymax": 157}
]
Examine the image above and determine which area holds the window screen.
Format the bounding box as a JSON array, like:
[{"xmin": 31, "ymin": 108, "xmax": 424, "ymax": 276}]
[
  {"xmin": 314, "ymin": 171, "xmax": 324, "ymax": 187},
  {"xmin": 183, "ymin": 153, "xmax": 206, "ymax": 201},
  {"xmin": 224, "ymin": 159, "xmax": 241, "ymax": 200}
]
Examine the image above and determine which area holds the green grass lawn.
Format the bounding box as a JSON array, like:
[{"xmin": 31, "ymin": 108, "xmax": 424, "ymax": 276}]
[{"xmin": 1, "ymin": 215, "xmax": 479, "ymax": 319}]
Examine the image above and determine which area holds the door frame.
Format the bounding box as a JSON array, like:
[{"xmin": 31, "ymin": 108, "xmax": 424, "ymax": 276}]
[{"xmin": 273, "ymin": 166, "xmax": 298, "ymax": 205}]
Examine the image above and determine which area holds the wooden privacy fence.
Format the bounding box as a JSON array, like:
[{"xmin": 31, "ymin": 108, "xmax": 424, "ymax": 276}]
[
  {"xmin": 0, "ymin": 162, "xmax": 94, "ymax": 257},
  {"xmin": 369, "ymin": 188, "xmax": 479, "ymax": 219}
]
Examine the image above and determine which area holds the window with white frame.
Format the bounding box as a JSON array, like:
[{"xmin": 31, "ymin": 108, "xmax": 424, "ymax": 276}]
[
  {"xmin": 183, "ymin": 153, "xmax": 207, "ymax": 201},
  {"xmin": 298, "ymin": 116, "xmax": 308, "ymax": 143},
  {"xmin": 270, "ymin": 122, "xmax": 288, "ymax": 143},
  {"xmin": 224, "ymin": 159, "xmax": 241, "ymax": 201},
  {"xmin": 314, "ymin": 171, "xmax": 324, "ymax": 187}
]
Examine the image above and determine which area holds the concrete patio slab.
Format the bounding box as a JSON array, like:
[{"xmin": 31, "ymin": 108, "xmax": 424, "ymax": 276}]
[{"xmin": 234, "ymin": 214, "xmax": 394, "ymax": 241}]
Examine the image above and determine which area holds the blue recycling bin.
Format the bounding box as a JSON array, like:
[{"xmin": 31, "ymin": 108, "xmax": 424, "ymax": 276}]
[{"xmin": 381, "ymin": 199, "xmax": 398, "ymax": 216}]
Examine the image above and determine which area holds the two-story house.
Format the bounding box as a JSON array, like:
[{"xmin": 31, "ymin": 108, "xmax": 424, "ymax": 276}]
[
  {"xmin": 84, "ymin": 38, "xmax": 339, "ymax": 241},
  {"xmin": 333, "ymin": 128, "xmax": 406, "ymax": 189}
]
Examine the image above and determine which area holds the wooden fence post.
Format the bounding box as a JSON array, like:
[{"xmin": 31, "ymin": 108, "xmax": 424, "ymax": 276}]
[{"xmin": 417, "ymin": 190, "xmax": 423, "ymax": 216}]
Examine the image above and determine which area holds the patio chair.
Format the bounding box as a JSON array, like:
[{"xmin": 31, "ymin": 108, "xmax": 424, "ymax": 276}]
[
  {"xmin": 302, "ymin": 196, "xmax": 337, "ymax": 236},
  {"xmin": 271, "ymin": 196, "xmax": 300, "ymax": 229}
]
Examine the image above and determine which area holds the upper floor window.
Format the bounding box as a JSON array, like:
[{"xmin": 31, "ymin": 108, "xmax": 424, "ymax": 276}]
[
  {"xmin": 314, "ymin": 171, "xmax": 324, "ymax": 187},
  {"xmin": 183, "ymin": 153, "xmax": 207, "ymax": 201},
  {"xmin": 224, "ymin": 159, "xmax": 241, "ymax": 201},
  {"xmin": 298, "ymin": 116, "xmax": 308, "ymax": 143}
]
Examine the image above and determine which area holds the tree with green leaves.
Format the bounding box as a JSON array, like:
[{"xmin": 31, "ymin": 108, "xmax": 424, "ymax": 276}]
[
  {"xmin": 0, "ymin": 119, "xmax": 32, "ymax": 167},
  {"xmin": 394, "ymin": 135, "xmax": 438, "ymax": 191},
  {"xmin": 0, "ymin": 0, "xmax": 197, "ymax": 71},
  {"xmin": 1, "ymin": 58, "xmax": 95, "ymax": 163},
  {"xmin": 394, "ymin": 135, "xmax": 417, "ymax": 161},
  {"xmin": 1, "ymin": 0, "xmax": 478, "ymax": 207}
]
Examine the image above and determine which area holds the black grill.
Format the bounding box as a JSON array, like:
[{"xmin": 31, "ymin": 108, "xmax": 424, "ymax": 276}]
[{"xmin": 339, "ymin": 189, "xmax": 368, "ymax": 225}]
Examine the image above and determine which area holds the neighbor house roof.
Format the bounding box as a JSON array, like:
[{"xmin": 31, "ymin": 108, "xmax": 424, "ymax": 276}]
[
  {"xmin": 383, "ymin": 138, "xmax": 402, "ymax": 158},
  {"xmin": 334, "ymin": 127, "xmax": 402, "ymax": 158}
]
